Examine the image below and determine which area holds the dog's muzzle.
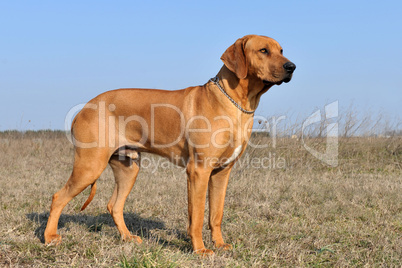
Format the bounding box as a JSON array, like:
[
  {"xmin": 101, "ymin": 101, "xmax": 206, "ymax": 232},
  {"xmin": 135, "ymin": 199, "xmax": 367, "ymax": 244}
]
[{"xmin": 282, "ymin": 61, "xmax": 296, "ymax": 83}]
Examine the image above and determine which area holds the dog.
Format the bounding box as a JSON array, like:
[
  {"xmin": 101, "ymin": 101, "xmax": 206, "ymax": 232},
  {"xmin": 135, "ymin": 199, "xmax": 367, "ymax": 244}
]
[{"xmin": 44, "ymin": 34, "xmax": 295, "ymax": 255}]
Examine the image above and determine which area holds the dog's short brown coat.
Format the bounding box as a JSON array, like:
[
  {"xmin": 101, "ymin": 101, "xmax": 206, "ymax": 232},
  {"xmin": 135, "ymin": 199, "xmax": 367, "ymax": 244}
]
[{"xmin": 44, "ymin": 35, "xmax": 295, "ymax": 255}]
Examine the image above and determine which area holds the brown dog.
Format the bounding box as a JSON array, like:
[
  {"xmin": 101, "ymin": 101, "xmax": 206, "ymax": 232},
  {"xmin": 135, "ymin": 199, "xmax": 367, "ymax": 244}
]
[{"xmin": 44, "ymin": 35, "xmax": 295, "ymax": 254}]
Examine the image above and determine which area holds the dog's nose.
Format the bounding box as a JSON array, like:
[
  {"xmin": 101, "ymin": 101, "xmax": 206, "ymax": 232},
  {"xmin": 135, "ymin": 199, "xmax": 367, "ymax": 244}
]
[{"xmin": 283, "ymin": 62, "xmax": 296, "ymax": 73}]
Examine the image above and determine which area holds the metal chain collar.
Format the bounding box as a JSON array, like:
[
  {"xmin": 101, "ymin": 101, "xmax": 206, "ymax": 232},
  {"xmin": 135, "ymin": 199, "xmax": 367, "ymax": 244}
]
[{"xmin": 209, "ymin": 76, "xmax": 255, "ymax": 115}]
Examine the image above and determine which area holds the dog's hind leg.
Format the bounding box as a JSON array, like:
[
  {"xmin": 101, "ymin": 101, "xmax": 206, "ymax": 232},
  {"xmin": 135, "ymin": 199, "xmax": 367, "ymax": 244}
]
[
  {"xmin": 44, "ymin": 148, "xmax": 109, "ymax": 245},
  {"xmin": 107, "ymin": 153, "xmax": 142, "ymax": 243}
]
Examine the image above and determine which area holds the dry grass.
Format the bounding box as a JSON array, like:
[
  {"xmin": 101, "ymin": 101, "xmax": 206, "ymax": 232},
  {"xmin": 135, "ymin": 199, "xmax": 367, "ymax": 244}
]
[{"xmin": 0, "ymin": 131, "xmax": 401, "ymax": 267}]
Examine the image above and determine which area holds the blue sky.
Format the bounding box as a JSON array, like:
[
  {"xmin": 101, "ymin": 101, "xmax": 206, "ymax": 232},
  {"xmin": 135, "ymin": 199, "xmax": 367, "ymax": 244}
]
[{"xmin": 0, "ymin": 0, "xmax": 401, "ymax": 130}]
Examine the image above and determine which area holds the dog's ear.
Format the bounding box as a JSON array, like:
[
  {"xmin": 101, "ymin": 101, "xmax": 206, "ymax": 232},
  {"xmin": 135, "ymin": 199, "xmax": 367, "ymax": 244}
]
[{"xmin": 221, "ymin": 37, "xmax": 248, "ymax": 79}]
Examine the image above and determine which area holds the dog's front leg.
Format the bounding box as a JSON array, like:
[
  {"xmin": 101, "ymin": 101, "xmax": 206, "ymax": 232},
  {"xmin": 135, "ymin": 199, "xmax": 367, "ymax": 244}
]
[
  {"xmin": 186, "ymin": 163, "xmax": 213, "ymax": 255},
  {"xmin": 208, "ymin": 167, "xmax": 233, "ymax": 250}
]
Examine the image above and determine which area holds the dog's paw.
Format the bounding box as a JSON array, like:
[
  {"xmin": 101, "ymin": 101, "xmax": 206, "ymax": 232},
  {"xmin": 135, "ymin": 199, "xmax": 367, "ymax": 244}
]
[
  {"xmin": 45, "ymin": 234, "xmax": 62, "ymax": 246},
  {"xmin": 123, "ymin": 234, "xmax": 143, "ymax": 244},
  {"xmin": 194, "ymin": 248, "xmax": 214, "ymax": 256},
  {"xmin": 215, "ymin": 242, "xmax": 232, "ymax": 251}
]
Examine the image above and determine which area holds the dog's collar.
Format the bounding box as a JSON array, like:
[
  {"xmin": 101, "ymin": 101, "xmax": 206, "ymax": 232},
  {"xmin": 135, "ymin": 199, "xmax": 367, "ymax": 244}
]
[{"xmin": 209, "ymin": 76, "xmax": 255, "ymax": 115}]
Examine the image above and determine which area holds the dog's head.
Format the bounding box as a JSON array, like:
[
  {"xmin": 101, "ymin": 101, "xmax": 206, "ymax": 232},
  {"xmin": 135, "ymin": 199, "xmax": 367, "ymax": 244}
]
[{"xmin": 221, "ymin": 35, "xmax": 295, "ymax": 85}]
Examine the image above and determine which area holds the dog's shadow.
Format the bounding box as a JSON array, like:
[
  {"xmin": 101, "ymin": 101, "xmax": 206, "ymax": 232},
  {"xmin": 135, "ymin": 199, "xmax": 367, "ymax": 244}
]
[{"xmin": 26, "ymin": 212, "xmax": 191, "ymax": 252}]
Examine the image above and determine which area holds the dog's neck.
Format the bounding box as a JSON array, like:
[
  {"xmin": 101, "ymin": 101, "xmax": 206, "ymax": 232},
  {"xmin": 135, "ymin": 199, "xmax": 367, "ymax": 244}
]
[{"xmin": 216, "ymin": 66, "xmax": 274, "ymax": 112}]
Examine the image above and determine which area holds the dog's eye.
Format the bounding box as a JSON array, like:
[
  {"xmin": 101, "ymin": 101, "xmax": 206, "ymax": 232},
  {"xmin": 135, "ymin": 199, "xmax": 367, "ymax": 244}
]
[
  {"xmin": 280, "ymin": 49, "xmax": 283, "ymax": 55},
  {"xmin": 259, "ymin": 48, "xmax": 269, "ymax": 54}
]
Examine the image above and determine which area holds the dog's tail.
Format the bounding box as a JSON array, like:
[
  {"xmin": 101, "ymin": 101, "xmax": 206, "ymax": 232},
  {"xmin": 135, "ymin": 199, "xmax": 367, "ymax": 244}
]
[{"xmin": 80, "ymin": 182, "xmax": 97, "ymax": 211}]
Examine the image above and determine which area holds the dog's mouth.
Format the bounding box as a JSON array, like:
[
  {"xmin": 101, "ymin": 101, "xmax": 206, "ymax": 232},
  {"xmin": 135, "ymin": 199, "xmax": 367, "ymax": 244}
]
[
  {"xmin": 263, "ymin": 80, "xmax": 273, "ymax": 85},
  {"xmin": 283, "ymin": 74, "xmax": 292, "ymax": 83},
  {"xmin": 263, "ymin": 80, "xmax": 282, "ymax": 87},
  {"xmin": 263, "ymin": 74, "xmax": 292, "ymax": 86}
]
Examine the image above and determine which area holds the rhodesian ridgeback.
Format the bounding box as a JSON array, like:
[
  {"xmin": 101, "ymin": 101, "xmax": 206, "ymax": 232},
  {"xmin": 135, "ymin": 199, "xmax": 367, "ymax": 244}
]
[{"xmin": 44, "ymin": 34, "xmax": 295, "ymax": 255}]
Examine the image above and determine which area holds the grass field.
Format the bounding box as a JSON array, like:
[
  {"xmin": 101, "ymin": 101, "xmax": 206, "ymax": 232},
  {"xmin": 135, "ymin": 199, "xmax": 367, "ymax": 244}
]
[{"xmin": 0, "ymin": 131, "xmax": 401, "ymax": 267}]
